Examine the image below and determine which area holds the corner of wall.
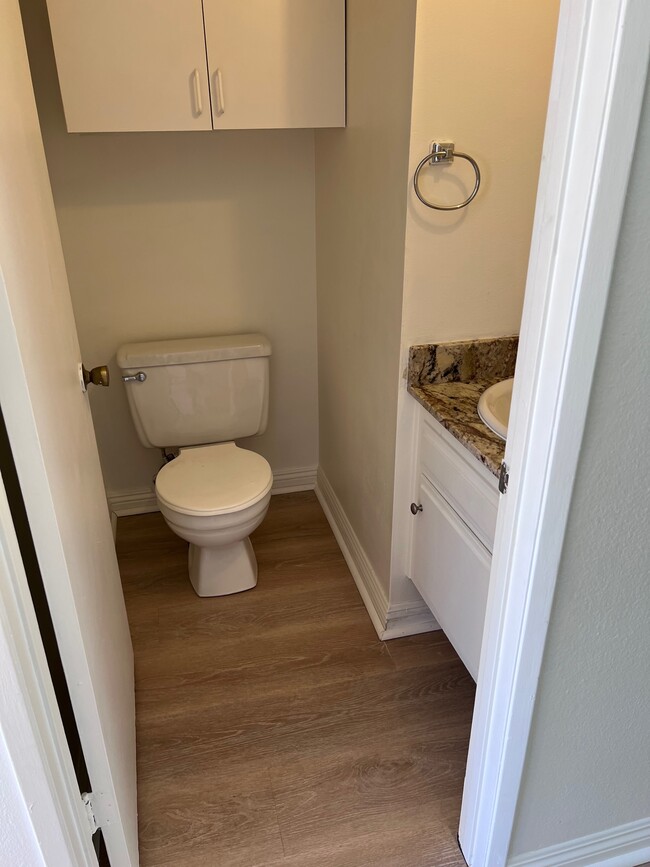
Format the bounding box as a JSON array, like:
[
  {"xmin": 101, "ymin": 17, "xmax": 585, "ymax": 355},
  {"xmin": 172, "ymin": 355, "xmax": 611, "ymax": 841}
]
[{"xmin": 316, "ymin": 466, "xmax": 437, "ymax": 640}]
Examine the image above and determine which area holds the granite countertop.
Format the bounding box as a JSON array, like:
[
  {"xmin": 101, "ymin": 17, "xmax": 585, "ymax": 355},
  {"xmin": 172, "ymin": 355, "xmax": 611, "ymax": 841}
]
[{"xmin": 407, "ymin": 337, "xmax": 518, "ymax": 477}]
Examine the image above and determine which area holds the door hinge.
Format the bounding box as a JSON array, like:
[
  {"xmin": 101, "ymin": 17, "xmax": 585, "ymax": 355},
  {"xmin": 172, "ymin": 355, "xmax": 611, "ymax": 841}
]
[
  {"xmin": 498, "ymin": 461, "xmax": 509, "ymax": 494},
  {"xmin": 81, "ymin": 792, "xmax": 100, "ymax": 835}
]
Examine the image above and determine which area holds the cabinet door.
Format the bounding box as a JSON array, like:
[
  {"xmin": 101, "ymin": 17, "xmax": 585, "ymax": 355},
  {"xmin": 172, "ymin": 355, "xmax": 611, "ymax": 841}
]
[
  {"xmin": 203, "ymin": 0, "xmax": 346, "ymax": 129},
  {"xmin": 45, "ymin": 0, "xmax": 211, "ymax": 132},
  {"xmin": 410, "ymin": 476, "xmax": 491, "ymax": 680}
]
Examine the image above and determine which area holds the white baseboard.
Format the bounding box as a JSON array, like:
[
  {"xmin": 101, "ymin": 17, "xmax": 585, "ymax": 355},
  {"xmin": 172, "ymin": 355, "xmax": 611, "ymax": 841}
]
[
  {"xmin": 107, "ymin": 488, "xmax": 159, "ymax": 517},
  {"xmin": 315, "ymin": 468, "xmax": 438, "ymax": 641},
  {"xmin": 508, "ymin": 817, "xmax": 650, "ymax": 867},
  {"xmin": 381, "ymin": 599, "xmax": 441, "ymax": 640},
  {"xmin": 315, "ymin": 468, "xmax": 388, "ymax": 638},
  {"xmin": 107, "ymin": 465, "xmax": 318, "ymax": 518},
  {"xmin": 271, "ymin": 464, "xmax": 318, "ymax": 494}
]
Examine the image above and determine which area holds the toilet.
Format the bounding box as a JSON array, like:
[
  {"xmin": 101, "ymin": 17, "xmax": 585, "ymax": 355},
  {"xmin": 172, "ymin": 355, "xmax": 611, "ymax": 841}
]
[{"xmin": 117, "ymin": 334, "xmax": 273, "ymax": 597}]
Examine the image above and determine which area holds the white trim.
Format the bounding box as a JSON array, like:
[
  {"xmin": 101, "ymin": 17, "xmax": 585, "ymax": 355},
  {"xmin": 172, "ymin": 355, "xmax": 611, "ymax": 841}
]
[
  {"xmin": 460, "ymin": 1, "xmax": 650, "ymax": 865},
  {"xmin": 107, "ymin": 465, "xmax": 318, "ymax": 518},
  {"xmin": 315, "ymin": 468, "xmax": 387, "ymax": 636},
  {"xmin": 508, "ymin": 817, "xmax": 650, "ymax": 867},
  {"xmin": 270, "ymin": 464, "xmax": 318, "ymax": 494},
  {"xmin": 107, "ymin": 488, "xmax": 158, "ymax": 517},
  {"xmin": 382, "ymin": 598, "xmax": 439, "ymax": 641},
  {"xmin": 315, "ymin": 467, "xmax": 438, "ymax": 640},
  {"xmin": 389, "ymin": 369, "xmax": 420, "ymax": 595},
  {"xmin": 0, "ymin": 473, "xmax": 97, "ymax": 867}
]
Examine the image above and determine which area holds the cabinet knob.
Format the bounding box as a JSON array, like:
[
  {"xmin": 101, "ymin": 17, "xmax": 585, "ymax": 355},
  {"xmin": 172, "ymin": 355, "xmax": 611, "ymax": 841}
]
[{"xmin": 410, "ymin": 502, "xmax": 423, "ymax": 515}]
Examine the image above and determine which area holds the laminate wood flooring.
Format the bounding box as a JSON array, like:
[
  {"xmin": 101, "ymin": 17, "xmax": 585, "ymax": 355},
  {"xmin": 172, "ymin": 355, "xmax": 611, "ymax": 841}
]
[{"xmin": 117, "ymin": 492, "xmax": 476, "ymax": 867}]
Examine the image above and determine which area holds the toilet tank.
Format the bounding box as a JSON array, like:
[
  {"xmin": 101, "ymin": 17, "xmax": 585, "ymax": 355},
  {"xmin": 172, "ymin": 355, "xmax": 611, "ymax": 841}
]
[{"xmin": 116, "ymin": 334, "xmax": 271, "ymax": 449}]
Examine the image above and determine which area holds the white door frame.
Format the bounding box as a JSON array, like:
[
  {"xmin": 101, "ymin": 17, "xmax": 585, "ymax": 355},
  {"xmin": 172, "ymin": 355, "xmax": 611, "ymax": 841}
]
[
  {"xmin": 0, "ymin": 470, "xmax": 97, "ymax": 866},
  {"xmin": 459, "ymin": 1, "xmax": 650, "ymax": 864}
]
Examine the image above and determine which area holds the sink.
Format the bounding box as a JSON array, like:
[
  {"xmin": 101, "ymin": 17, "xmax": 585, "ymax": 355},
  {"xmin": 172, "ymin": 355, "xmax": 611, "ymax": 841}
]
[{"xmin": 477, "ymin": 378, "xmax": 514, "ymax": 441}]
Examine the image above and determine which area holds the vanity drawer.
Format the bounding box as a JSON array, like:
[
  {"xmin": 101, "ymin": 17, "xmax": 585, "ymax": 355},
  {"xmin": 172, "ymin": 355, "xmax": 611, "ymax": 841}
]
[
  {"xmin": 418, "ymin": 411, "xmax": 499, "ymax": 552},
  {"xmin": 410, "ymin": 474, "xmax": 491, "ymax": 680}
]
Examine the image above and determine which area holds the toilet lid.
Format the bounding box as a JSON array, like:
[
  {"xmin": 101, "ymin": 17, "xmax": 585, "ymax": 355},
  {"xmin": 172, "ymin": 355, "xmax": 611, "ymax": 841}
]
[{"xmin": 155, "ymin": 443, "xmax": 273, "ymax": 516}]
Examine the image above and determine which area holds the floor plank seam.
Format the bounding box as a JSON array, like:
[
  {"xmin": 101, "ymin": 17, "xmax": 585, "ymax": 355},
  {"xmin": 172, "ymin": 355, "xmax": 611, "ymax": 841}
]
[{"xmin": 268, "ymin": 768, "xmax": 288, "ymax": 861}]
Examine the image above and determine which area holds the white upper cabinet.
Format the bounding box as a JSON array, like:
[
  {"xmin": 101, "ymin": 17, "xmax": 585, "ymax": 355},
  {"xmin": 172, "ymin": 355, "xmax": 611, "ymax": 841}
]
[
  {"xmin": 203, "ymin": 0, "xmax": 345, "ymax": 129},
  {"xmin": 45, "ymin": 0, "xmax": 212, "ymax": 132},
  {"xmin": 45, "ymin": 0, "xmax": 346, "ymax": 133}
]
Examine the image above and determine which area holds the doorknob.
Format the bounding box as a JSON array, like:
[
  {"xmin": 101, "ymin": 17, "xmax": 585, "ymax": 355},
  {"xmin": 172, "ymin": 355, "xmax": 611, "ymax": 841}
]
[{"xmin": 82, "ymin": 364, "xmax": 110, "ymax": 388}]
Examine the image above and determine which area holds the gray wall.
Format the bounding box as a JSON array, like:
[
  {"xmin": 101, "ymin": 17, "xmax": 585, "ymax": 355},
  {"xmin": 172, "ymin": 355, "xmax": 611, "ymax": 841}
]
[
  {"xmin": 314, "ymin": 0, "xmax": 417, "ymax": 591},
  {"xmin": 509, "ymin": 71, "xmax": 650, "ymax": 859}
]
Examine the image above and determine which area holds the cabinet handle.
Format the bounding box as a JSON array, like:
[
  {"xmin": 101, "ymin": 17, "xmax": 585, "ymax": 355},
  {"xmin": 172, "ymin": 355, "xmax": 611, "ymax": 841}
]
[
  {"xmin": 192, "ymin": 68, "xmax": 203, "ymax": 116},
  {"xmin": 410, "ymin": 502, "xmax": 423, "ymax": 515},
  {"xmin": 214, "ymin": 68, "xmax": 225, "ymax": 116}
]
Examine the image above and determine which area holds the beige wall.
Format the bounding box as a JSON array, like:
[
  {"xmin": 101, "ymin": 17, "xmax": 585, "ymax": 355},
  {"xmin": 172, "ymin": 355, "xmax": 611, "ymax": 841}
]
[
  {"xmin": 20, "ymin": 0, "xmax": 319, "ymax": 499},
  {"xmin": 390, "ymin": 0, "xmax": 559, "ymax": 606},
  {"xmin": 509, "ymin": 72, "xmax": 650, "ymax": 860},
  {"xmin": 314, "ymin": 0, "xmax": 417, "ymax": 593},
  {"xmin": 401, "ymin": 0, "xmax": 559, "ymax": 346}
]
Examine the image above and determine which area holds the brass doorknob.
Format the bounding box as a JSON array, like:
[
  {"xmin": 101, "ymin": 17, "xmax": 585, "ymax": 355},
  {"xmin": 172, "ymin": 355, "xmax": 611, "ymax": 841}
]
[{"xmin": 82, "ymin": 364, "xmax": 110, "ymax": 388}]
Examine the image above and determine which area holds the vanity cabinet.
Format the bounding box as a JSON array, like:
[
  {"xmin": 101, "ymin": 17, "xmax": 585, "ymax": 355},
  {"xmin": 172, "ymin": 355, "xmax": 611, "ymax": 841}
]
[
  {"xmin": 45, "ymin": 0, "xmax": 346, "ymax": 133},
  {"xmin": 409, "ymin": 407, "xmax": 500, "ymax": 680}
]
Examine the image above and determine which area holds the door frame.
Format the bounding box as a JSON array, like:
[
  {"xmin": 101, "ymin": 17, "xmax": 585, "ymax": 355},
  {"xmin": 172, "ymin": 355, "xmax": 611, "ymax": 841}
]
[
  {"xmin": 459, "ymin": 1, "xmax": 650, "ymax": 864},
  {"xmin": 0, "ymin": 468, "xmax": 97, "ymax": 866}
]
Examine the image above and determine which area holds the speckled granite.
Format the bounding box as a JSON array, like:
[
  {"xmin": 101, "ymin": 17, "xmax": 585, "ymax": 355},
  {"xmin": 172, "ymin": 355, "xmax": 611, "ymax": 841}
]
[
  {"xmin": 407, "ymin": 337, "xmax": 518, "ymax": 477},
  {"xmin": 408, "ymin": 336, "xmax": 518, "ymax": 388}
]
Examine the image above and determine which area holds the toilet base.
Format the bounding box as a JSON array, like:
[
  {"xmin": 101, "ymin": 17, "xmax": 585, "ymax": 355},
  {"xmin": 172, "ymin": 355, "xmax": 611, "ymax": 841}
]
[{"xmin": 188, "ymin": 537, "xmax": 258, "ymax": 597}]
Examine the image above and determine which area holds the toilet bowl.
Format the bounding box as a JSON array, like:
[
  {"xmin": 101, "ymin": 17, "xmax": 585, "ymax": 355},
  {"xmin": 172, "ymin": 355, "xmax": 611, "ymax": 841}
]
[{"xmin": 155, "ymin": 442, "xmax": 272, "ymax": 596}]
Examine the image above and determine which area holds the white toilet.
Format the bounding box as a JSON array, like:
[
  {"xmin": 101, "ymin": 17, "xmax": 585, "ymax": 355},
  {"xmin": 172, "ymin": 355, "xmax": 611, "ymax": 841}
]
[{"xmin": 117, "ymin": 334, "xmax": 273, "ymax": 597}]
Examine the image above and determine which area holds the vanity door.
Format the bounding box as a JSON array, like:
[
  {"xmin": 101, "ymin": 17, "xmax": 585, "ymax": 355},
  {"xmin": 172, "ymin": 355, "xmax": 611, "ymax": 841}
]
[{"xmin": 410, "ymin": 475, "xmax": 491, "ymax": 680}]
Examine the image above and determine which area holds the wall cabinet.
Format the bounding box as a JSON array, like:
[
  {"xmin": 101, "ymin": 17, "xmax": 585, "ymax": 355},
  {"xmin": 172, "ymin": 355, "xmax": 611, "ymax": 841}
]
[
  {"xmin": 408, "ymin": 407, "xmax": 500, "ymax": 680},
  {"xmin": 45, "ymin": 0, "xmax": 346, "ymax": 133}
]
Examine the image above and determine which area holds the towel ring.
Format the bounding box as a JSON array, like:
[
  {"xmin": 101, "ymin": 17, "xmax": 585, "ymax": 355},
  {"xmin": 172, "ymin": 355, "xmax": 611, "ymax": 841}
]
[{"xmin": 413, "ymin": 141, "xmax": 481, "ymax": 211}]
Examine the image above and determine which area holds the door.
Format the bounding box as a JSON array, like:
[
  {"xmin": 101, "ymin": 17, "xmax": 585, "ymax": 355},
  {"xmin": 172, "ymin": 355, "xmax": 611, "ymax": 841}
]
[
  {"xmin": 45, "ymin": 0, "xmax": 211, "ymax": 132},
  {"xmin": 203, "ymin": 0, "xmax": 346, "ymax": 129},
  {"xmin": 0, "ymin": 2, "xmax": 137, "ymax": 865},
  {"xmin": 410, "ymin": 476, "xmax": 491, "ymax": 681}
]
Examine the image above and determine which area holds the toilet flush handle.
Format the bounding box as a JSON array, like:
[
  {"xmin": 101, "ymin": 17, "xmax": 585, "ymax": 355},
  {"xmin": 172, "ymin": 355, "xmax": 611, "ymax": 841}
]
[{"xmin": 122, "ymin": 372, "xmax": 147, "ymax": 383}]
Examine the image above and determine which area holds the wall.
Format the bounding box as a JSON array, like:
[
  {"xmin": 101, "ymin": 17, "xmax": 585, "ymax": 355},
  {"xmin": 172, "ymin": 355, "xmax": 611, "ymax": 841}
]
[
  {"xmin": 314, "ymin": 0, "xmax": 417, "ymax": 595},
  {"xmin": 509, "ymin": 71, "xmax": 650, "ymax": 860},
  {"xmin": 20, "ymin": 0, "xmax": 319, "ymax": 501},
  {"xmin": 402, "ymin": 0, "xmax": 559, "ymax": 346},
  {"xmin": 0, "ymin": 723, "xmax": 46, "ymax": 867}
]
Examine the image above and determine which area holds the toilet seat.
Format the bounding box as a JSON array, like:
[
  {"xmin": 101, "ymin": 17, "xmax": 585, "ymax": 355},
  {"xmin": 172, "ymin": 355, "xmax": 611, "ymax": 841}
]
[{"xmin": 155, "ymin": 443, "xmax": 272, "ymax": 517}]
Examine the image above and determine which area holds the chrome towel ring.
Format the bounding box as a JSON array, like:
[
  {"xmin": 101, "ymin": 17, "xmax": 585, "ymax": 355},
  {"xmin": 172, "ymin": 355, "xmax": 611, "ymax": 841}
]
[{"xmin": 413, "ymin": 141, "xmax": 481, "ymax": 211}]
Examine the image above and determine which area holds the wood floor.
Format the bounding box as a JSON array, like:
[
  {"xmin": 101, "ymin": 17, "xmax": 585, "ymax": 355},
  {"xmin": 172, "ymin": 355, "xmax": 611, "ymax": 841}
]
[{"xmin": 117, "ymin": 491, "xmax": 476, "ymax": 867}]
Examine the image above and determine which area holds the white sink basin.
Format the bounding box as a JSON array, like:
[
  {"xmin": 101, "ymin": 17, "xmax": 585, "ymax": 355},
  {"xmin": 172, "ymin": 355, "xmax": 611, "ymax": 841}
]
[{"xmin": 477, "ymin": 378, "xmax": 514, "ymax": 441}]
